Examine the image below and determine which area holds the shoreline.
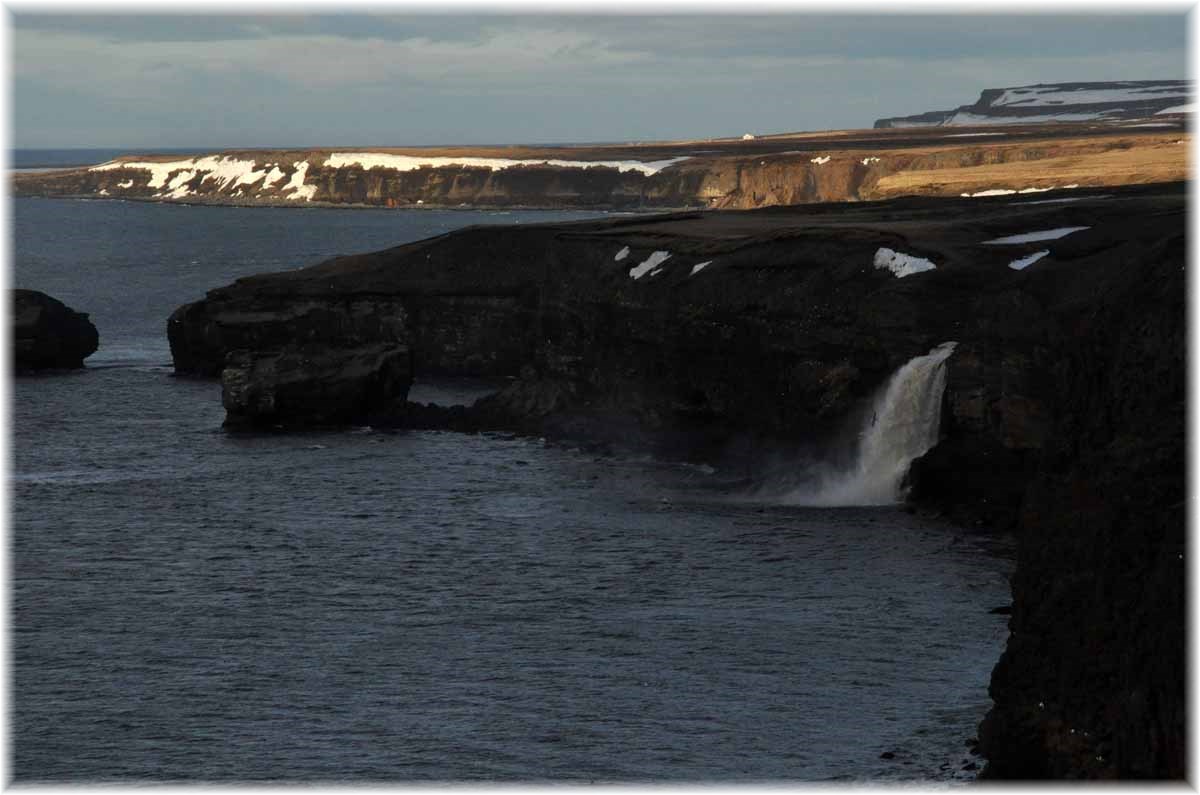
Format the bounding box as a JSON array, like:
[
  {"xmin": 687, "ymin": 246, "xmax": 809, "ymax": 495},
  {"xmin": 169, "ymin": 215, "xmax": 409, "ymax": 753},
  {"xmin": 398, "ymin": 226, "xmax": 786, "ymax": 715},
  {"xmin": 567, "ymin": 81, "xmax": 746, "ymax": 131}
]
[{"xmin": 13, "ymin": 192, "xmax": 706, "ymax": 214}]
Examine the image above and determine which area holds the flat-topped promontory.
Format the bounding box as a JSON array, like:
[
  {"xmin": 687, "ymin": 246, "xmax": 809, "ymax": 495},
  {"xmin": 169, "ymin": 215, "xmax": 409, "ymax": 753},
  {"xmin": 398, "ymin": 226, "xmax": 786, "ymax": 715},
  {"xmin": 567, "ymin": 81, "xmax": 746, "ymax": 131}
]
[{"xmin": 14, "ymin": 116, "xmax": 1188, "ymax": 211}]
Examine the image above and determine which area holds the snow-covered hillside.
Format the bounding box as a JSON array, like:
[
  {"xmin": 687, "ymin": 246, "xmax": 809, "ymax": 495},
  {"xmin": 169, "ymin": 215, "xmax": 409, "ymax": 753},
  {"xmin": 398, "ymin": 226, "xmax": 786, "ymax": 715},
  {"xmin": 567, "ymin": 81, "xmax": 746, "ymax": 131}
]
[{"xmin": 876, "ymin": 80, "xmax": 1191, "ymax": 128}]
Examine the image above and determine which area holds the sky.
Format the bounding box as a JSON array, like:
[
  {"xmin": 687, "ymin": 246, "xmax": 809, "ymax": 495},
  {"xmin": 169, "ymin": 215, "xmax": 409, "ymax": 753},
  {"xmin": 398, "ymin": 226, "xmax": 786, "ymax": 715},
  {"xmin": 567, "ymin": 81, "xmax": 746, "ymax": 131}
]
[{"xmin": 9, "ymin": 11, "xmax": 1191, "ymax": 149}]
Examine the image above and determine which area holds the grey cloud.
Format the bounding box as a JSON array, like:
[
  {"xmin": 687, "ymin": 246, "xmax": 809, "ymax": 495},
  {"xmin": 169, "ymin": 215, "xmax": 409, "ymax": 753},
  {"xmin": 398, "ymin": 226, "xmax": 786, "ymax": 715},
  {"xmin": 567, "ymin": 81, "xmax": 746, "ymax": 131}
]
[
  {"xmin": 13, "ymin": 13, "xmax": 1186, "ymax": 58},
  {"xmin": 11, "ymin": 13, "xmax": 1188, "ymax": 149}
]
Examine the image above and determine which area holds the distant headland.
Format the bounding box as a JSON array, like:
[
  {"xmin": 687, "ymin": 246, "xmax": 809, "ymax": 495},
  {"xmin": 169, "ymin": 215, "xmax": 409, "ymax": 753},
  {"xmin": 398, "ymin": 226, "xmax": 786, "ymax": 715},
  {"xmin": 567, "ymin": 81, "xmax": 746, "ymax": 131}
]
[{"xmin": 12, "ymin": 81, "xmax": 1190, "ymax": 212}]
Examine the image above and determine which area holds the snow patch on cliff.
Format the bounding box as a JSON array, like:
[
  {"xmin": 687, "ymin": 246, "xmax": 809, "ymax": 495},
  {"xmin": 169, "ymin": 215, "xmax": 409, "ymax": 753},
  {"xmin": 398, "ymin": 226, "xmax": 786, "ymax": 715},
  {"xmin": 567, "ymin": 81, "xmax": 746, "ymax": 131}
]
[
  {"xmin": 324, "ymin": 152, "xmax": 688, "ymax": 176},
  {"xmin": 690, "ymin": 261, "xmax": 713, "ymax": 276},
  {"xmin": 262, "ymin": 166, "xmax": 288, "ymax": 186},
  {"xmin": 885, "ymin": 120, "xmax": 943, "ymax": 128},
  {"xmin": 281, "ymin": 161, "xmax": 317, "ymax": 201},
  {"xmin": 91, "ymin": 156, "xmax": 308, "ymax": 197},
  {"xmin": 629, "ymin": 251, "xmax": 671, "ymax": 280},
  {"xmin": 810, "ymin": 156, "xmax": 831, "ymax": 165},
  {"xmin": 164, "ymin": 169, "xmax": 197, "ymax": 198},
  {"xmin": 860, "ymin": 157, "xmax": 880, "ymax": 165},
  {"xmin": 947, "ymin": 110, "xmax": 1123, "ymax": 125},
  {"xmin": 983, "ymin": 227, "xmax": 1090, "ymax": 245},
  {"xmin": 993, "ymin": 84, "xmax": 1188, "ymax": 108},
  {"xmin": 614, "ymin": 246, "xmax": 630, "ymax": 261},
  {"xmin": 92, "ymin": 158, "xmax": 191, "ymax": 188},
  {"xmin": 874, "ymin": 248, "xmax": 936, "ymax": 278},
  {"xmin": 962, "ymin": 185, "xmax": 1078, "ymax": 197},
  {"xmin": 1008, "ymin": 250, "xmax": 1050, "ymax": 270}
]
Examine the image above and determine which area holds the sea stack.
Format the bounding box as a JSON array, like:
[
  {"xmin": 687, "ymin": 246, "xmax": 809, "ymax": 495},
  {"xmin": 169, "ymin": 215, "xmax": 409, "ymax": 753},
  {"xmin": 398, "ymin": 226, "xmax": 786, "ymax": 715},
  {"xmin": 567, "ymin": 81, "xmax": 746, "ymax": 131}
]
[{"xmin": 12, "ymin": 289, "xmax": 99, "ymax": 371}]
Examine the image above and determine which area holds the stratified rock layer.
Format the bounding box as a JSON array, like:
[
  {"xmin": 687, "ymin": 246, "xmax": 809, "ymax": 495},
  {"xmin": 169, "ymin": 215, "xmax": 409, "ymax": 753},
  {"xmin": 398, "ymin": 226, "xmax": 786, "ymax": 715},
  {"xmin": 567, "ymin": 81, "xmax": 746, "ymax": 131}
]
[
  {"xmin": 14, "ymin": 125, "xmax": 1188, "ymax": 211},
  {"xmin": 12, "ymin": 289, "xmax": 99, "ymax": 371},
  {"xmin": 169, "ymin": 182, "xmax": 1184, "ymax": 779}
]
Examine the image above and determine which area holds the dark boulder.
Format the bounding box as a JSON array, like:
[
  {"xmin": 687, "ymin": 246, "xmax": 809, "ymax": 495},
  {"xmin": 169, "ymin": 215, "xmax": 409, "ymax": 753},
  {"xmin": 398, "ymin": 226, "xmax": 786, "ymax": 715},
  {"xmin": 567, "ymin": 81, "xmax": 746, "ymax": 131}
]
[{"xmin": 12, "ymin": 289, "xmax": 99, "ymax": 371}]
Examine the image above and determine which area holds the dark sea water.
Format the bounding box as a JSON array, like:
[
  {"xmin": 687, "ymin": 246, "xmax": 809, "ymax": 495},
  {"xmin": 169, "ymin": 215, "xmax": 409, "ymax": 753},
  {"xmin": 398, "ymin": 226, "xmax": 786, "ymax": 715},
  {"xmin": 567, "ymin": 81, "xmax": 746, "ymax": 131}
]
[{"xmin": 11, "ymin": 196, "xmax": 1013, "ymax": 783}]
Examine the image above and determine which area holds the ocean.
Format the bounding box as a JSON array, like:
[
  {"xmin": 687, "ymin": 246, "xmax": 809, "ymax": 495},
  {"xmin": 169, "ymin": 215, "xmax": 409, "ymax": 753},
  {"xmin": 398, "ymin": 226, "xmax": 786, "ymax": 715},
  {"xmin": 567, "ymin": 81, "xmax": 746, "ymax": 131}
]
[{"xmin": 11, "ymin": 191, "xmax": 1013, "ymax": 782}]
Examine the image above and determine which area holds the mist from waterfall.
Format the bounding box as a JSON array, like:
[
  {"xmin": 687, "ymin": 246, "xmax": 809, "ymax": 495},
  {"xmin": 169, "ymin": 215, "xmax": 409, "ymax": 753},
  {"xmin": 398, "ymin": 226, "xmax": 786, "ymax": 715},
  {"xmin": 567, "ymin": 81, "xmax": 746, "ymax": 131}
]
[{"xmin": 782, "ymin": 341, "xmax": 958, "ymax": 506}]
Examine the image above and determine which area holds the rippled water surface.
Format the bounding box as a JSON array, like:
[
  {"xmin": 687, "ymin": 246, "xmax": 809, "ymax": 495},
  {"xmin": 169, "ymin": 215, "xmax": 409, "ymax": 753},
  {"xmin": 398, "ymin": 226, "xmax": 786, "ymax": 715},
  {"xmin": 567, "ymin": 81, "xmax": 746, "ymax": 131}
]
[{"xmin": 13, "ymin": 197, "xmax": 1013, "ymax": 782}]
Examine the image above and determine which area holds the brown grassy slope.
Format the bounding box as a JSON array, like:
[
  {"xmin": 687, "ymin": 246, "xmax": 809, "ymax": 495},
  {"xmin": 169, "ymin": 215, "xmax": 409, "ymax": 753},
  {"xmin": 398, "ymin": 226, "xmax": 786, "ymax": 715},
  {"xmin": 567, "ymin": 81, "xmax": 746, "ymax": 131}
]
[{"xmin": 869, "ymin": 136, "xmax": 1187, "ymax": 198}]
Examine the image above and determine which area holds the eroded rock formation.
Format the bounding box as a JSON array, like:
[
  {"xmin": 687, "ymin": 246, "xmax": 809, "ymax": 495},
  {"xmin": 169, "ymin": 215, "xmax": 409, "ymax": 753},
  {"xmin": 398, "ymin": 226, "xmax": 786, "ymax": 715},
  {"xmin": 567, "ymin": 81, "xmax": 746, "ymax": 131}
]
[{"xmin": 221, "ymin": 343, "xmax": 411, "ymax": 428}]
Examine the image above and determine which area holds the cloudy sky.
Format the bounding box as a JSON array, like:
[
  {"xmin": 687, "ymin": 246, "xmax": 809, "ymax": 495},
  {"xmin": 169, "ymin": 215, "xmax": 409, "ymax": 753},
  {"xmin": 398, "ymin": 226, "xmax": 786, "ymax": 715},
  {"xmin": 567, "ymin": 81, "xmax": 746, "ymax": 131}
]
[{"xmin": 11, "ymin": 12, "xmax": 1190, "ymax": 149}]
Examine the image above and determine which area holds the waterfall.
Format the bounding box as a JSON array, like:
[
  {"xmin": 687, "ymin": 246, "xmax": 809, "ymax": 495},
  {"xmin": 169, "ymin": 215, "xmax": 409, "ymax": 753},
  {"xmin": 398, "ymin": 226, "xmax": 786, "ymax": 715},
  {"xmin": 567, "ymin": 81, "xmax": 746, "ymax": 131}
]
[{"xmin": 788, "ymin": 341, "xmax": 958, "ymax": 506}]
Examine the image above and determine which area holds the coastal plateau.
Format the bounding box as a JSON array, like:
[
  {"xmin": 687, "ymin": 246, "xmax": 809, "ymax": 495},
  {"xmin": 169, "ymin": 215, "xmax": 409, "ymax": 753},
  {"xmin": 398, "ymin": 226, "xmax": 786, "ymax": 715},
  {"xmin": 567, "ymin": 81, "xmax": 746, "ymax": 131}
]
[
  {"xmin": 874, "ymin": 79, "xmax": 1191, "ymax": 127},
  {"xmin": 13, "ymin": 124, "xmax": 1187, "ymax": 212},
  {"xmin": 168, "ymin": 181, "xmax": 1184, "ymax": 778}
]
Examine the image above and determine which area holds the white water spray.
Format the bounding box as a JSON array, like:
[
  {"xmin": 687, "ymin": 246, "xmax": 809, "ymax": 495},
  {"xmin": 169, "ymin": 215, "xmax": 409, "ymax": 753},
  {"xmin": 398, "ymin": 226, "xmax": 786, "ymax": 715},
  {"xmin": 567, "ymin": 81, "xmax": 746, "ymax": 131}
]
[{"xmin": 788, "ymin": 341, "xmax": 958, "ymax": 506}]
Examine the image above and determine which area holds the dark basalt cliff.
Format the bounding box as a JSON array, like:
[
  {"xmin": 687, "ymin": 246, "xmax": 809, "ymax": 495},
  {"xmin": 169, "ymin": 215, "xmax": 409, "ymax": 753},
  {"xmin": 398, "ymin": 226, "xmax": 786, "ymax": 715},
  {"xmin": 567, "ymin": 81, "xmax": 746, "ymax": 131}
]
[
  {"xmin": 168, "ymin": 182, "xmax": 1184, "ymax": 778},
  {"xmin": 12, "ymin": 289, "xmax": 99, "ymax": 371},
  {"xmin": 975, "ymin": 227, "xmax": 1186, "ymax": 779}
]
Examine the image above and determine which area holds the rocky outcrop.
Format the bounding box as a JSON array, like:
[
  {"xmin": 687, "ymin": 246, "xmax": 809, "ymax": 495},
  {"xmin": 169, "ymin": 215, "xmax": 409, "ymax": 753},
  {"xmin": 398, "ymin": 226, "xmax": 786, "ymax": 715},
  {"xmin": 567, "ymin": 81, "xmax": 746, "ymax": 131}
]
[
  {"xmin": 169, "ymin": 283, "xmax": 414, "ymax": 428},
  {"xmin": 14, "ymin": 125, "xmax": 1187, "ymax": 211},
  {"xmin": 876, "ymin": 80, "xmax": 1191, "ymax": 128},
  {"xmin": 221, "ymin": 343, "xmax": 411, "ymax": 429},
  {"xmin": 12, "ymin": 289, "xmax": 99, "ymax": 371},
  {"xmin": 169, "ymin": 180, "xmax": 1184, "ymax": 779}
]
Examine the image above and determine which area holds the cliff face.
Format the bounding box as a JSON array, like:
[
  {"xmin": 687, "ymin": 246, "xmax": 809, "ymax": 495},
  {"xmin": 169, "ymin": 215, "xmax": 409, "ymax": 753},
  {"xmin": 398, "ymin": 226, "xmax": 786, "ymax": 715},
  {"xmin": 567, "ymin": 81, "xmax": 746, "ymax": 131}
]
[
  {"xmin": 168, "ymin": 199, "xmax": 1042, "ymax": 443},
  {"xmin": 168, "ymin": 181, "xmax": 1185, "ymax": 778},
  {"xmin": 975, "ymin": 232, "xmax": 1185, "ymax": 778},
  {"xmin": 14, "ymin": 128, "xmax": 1187, "ymax": 211}
]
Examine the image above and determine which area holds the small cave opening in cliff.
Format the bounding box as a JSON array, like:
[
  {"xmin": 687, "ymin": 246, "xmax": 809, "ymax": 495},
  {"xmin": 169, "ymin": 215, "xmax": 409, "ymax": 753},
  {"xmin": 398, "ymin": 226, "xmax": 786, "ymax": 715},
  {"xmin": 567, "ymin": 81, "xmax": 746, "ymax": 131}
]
[
  {"xmin": 406, "ymin": 375, "xmax": 507, "ymax": 408},
  {"xmin": 758, "ymin": 342, "xmax": 958, "ymax": 506}
]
